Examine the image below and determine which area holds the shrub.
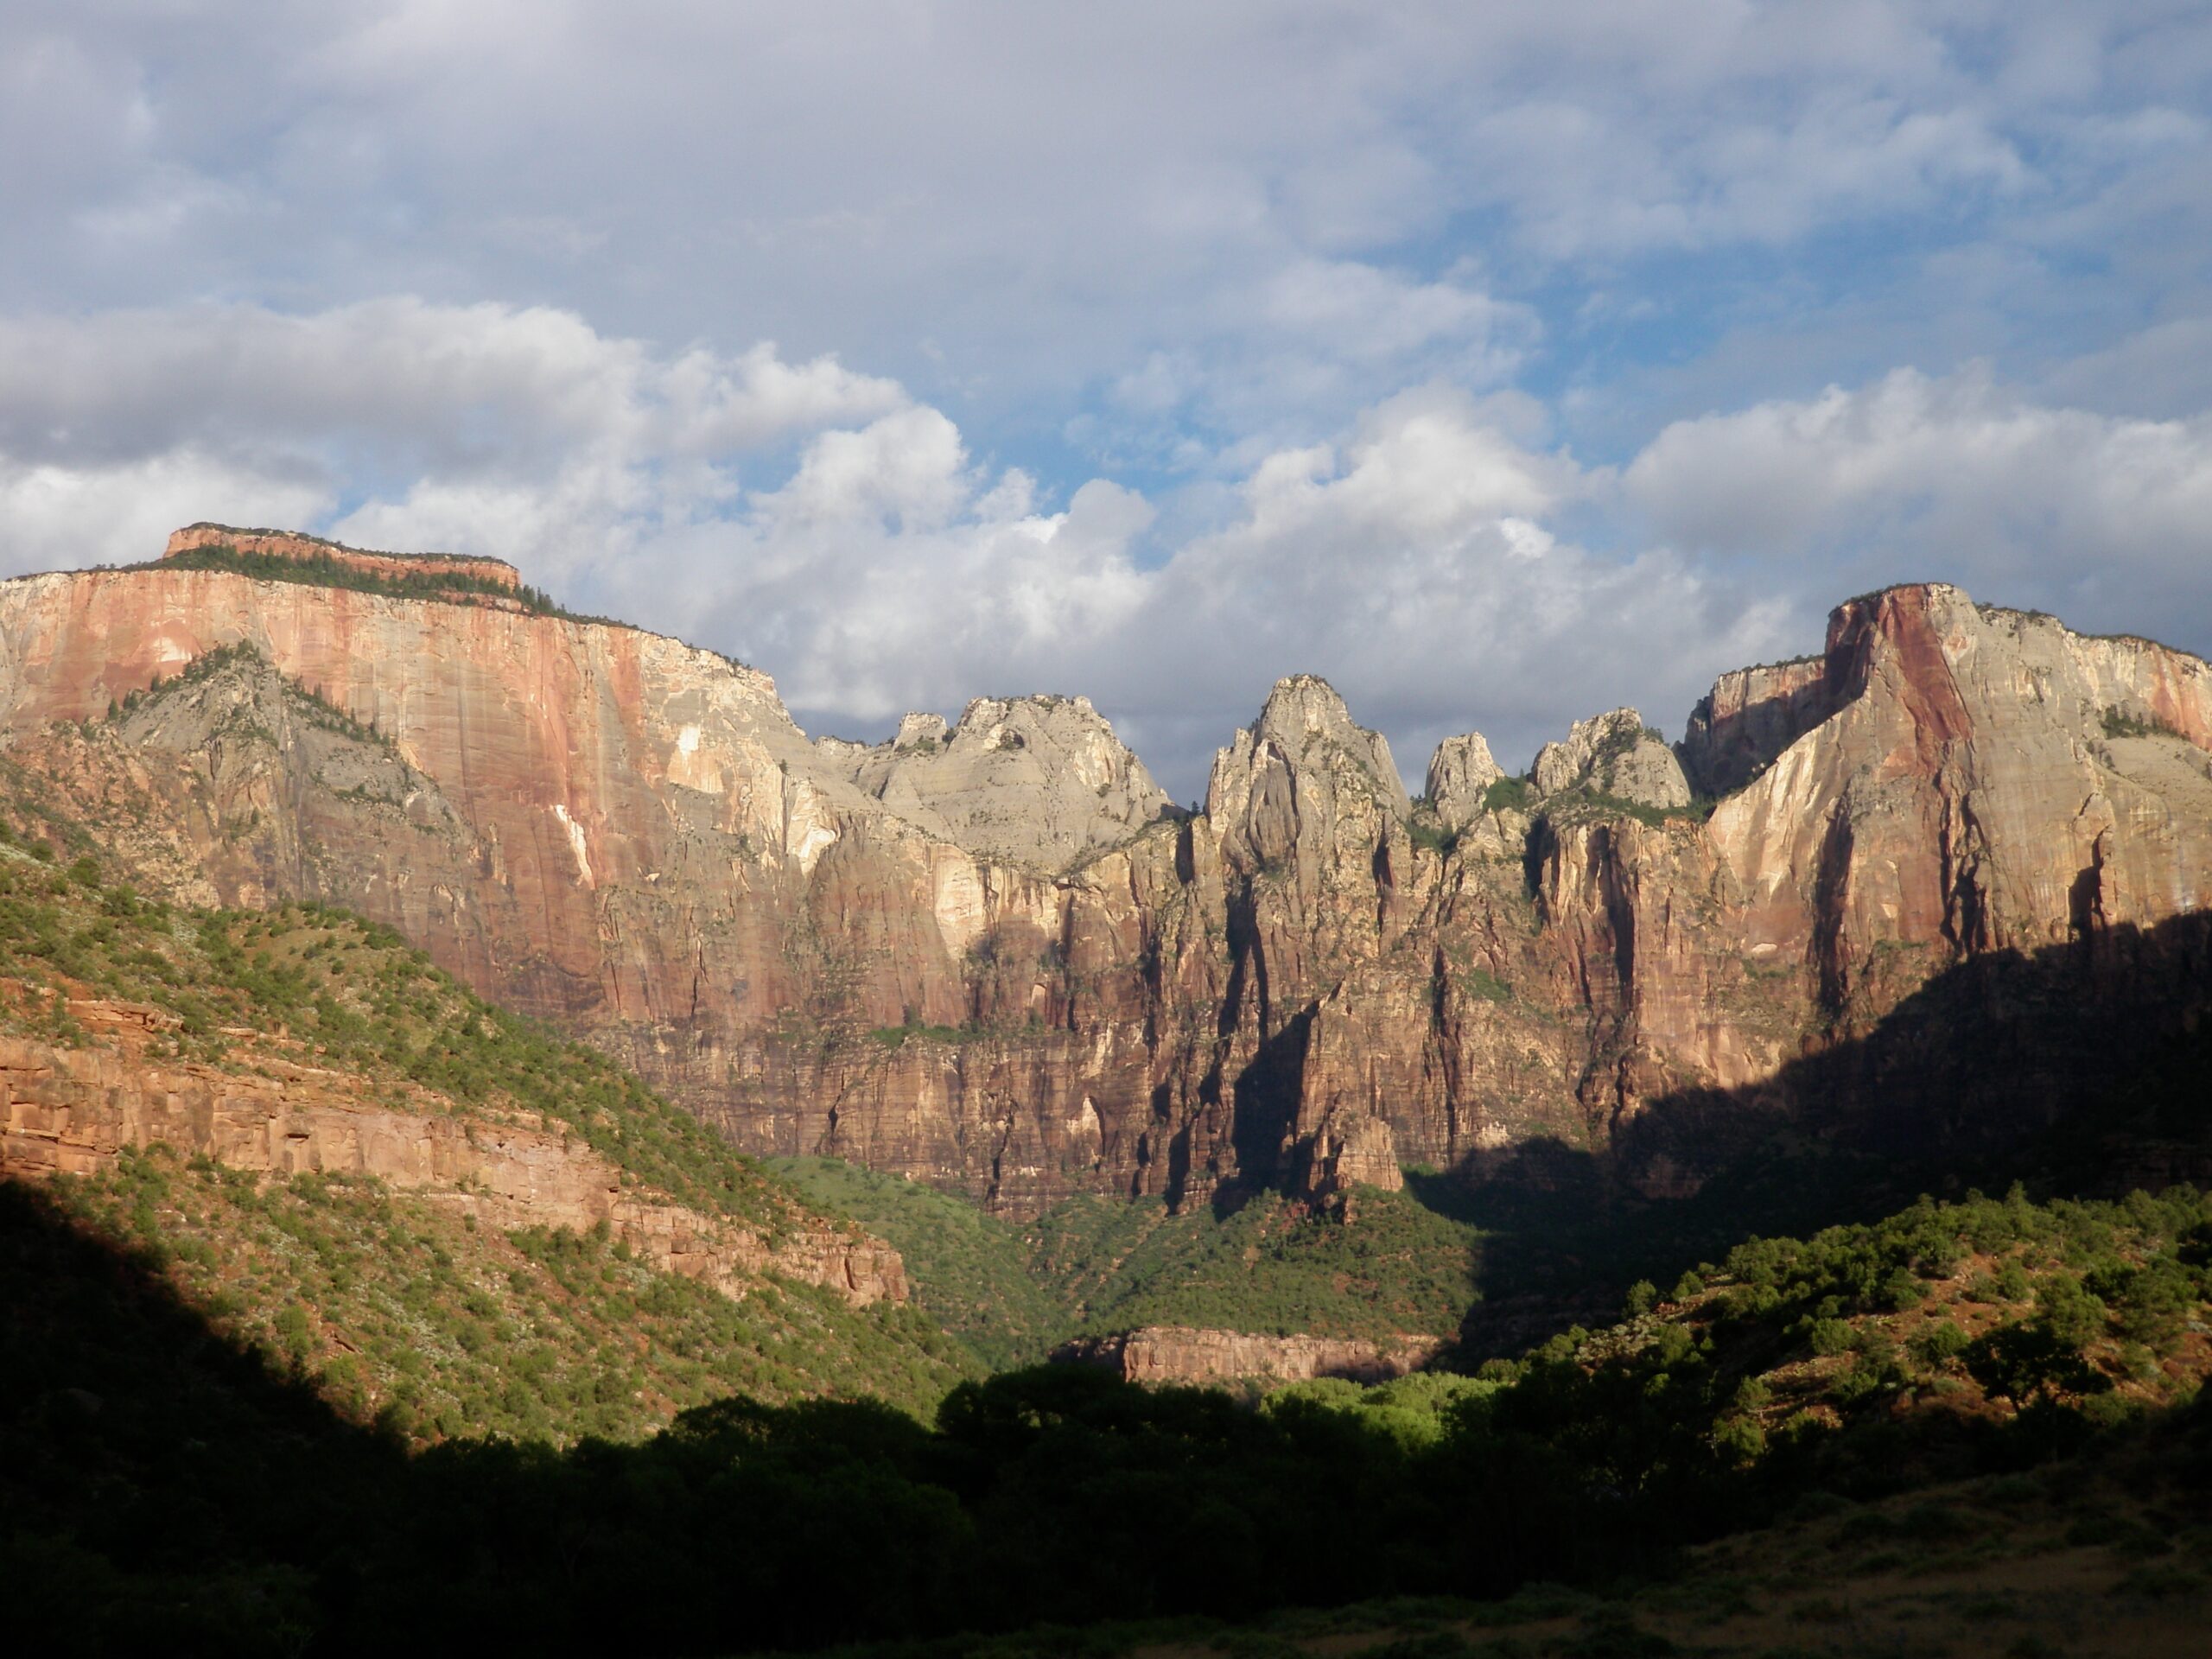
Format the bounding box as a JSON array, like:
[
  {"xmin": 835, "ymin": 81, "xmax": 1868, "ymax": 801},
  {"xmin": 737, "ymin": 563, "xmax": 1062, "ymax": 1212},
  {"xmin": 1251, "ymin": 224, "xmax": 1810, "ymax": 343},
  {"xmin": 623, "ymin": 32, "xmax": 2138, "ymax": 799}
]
[
  {"xmin": 1908, "ymin": 1320, "xmax": 1969, "ymax": 1370},
  {"xmin": 1807, "ymin": 1318, "xmax": 1854, "ymax": 1357}
]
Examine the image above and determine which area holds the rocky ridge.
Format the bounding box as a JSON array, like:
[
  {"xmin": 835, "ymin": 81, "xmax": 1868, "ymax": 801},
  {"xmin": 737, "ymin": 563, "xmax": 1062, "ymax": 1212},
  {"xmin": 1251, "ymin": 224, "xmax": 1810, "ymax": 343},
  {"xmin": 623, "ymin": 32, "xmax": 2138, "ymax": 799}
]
[
  {"xmin": 163, "ymin": 522, "xmax": 523, "ymax": 592},
  {"xmin": 3, "ymin": 536, "xmax": 2209, "ymax": 1217},
  {"xmin": 819, "ymin": 693, "xmax": 1173, "ymax": 874}
]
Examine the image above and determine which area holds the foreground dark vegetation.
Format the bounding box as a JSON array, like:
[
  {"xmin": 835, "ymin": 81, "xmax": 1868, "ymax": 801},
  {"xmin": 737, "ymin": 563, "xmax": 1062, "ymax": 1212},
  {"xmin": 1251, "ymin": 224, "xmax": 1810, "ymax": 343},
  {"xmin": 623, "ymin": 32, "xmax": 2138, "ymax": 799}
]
[{"xmin": 7, "ymin": 1161, "xmax": 2210, "ymax": 1656}]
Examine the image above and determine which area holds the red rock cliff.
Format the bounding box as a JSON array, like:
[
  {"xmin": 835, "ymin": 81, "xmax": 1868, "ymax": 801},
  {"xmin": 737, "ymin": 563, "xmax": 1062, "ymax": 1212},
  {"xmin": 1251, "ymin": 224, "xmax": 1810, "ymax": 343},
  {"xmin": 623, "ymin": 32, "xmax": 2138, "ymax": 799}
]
[{"xmin": 3, "ymin": 547, "xmax": 2208, "ymax": 1213}]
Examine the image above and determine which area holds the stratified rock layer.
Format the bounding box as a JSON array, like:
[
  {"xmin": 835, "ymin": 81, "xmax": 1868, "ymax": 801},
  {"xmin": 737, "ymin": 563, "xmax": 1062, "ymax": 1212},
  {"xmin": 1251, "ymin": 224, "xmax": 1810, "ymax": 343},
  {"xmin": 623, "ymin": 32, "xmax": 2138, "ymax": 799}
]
[
  {"xmin": 2, "ymin": 550, "xmax": 2209, "ymax": 1215},
  {"xmin": 0, "ymin": 997, "xmax": 905, "ymax": 1305},
  {"xmin": 164, "ymin": 522, "xmax": 523, "ymax": 592}
]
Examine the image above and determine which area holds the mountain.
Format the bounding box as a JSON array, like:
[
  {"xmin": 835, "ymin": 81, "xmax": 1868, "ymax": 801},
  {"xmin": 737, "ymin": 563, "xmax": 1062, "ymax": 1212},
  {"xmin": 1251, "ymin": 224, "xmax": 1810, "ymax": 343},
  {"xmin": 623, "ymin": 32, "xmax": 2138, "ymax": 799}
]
[{"xmin": 4, "ymin": 527, "xmax": 2209, "ymax": 1230}]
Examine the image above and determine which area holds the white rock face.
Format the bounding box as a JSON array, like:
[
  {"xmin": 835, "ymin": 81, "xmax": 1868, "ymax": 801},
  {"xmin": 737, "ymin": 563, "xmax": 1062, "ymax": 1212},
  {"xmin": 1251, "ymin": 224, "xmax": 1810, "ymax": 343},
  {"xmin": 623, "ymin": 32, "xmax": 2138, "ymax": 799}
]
[
  {"xmin": 1532, "ymin": 708, "xmax": 1692, "ymax": 809},
  {"xmin": 1425, "ymin": 731, "xmax": 1505, "ymax": 830},
  {"xmin": 821, "ymin": 695, "xmax": 1173, "ymax": 873},
  {"xmin": 1205, "ymin": 675, "xmax": 1410, "ymax": 877}
]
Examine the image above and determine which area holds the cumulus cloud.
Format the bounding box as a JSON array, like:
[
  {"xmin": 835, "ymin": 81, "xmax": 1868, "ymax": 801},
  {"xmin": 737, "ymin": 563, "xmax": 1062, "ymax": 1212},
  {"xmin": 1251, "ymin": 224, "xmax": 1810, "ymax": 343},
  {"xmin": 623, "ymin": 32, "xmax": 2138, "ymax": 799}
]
[
  {"xmin": 5, "ymin": 1, "xmax": 2202, "ymax": 461},
  {"xmin": 0, "ymin": 449, "xmax": 329, "ymax": 577},
  {"xmin": 642, "ymin": 384, "xmax": 1793, "ymax": 791},
  {"xmin": 0, "ymin": 301, "xmax": 903, "ymax": 473},
  {"xmin": 0, "ymin": 299, "xmax": 905, "ymax": 577},
  {"xmin": 1623, "ymin": 366, "xmax": 2212, "ymax": 639}
]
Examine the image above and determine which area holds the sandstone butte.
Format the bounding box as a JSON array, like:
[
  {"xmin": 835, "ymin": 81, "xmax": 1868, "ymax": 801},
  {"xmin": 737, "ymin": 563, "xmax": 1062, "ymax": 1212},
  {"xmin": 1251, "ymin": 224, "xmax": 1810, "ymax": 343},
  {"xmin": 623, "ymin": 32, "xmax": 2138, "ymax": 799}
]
[{"xmin": 3, "ymin": 526, "xmax": 2210, "ymax": 1221}]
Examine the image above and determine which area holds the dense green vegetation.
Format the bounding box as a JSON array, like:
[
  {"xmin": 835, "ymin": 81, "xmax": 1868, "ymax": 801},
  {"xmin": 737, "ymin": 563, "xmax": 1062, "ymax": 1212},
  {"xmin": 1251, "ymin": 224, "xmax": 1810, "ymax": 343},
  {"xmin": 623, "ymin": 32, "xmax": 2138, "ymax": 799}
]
[
  {"xmin": 771, "ymin": 1158, "xmax": 1069, "ymax": 1370},
  {"xmin": 1578, "ymin": 1185, "xmax": 2212, "ymax": 1441},
  {"xmin": 772, "ymin": 1165, "xmax": 1489, "ymax": 1366},
  {"xmin": 1066, "ymin": 1189, "xmax": 1483, "ymax": 1342}
]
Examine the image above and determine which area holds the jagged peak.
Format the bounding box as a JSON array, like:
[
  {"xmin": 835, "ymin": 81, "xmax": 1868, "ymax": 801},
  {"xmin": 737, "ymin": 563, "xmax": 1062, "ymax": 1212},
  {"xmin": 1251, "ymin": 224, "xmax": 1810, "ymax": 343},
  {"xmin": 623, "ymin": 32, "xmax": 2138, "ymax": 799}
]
[
  {"xmin": 1255, "ymin": 672, "xmax": 1357, "ymax": 737},
  {"xmin": 1211, "ymin": 673, "xmax": 1410, "ymax": 824},
  {"xmin": 1532, "ymin": 705, "xmax": 1690, "ymax": 810},
  {"xmin": 1424, "ymin": 731, "xmax": 1504, "ymax": 831}
]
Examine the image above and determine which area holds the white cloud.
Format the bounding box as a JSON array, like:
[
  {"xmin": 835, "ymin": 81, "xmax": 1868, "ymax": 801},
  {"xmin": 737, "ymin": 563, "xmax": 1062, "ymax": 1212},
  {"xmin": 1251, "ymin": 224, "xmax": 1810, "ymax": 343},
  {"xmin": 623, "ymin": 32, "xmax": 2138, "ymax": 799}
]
[
  {"xmin": 0, "ymin": 301, "xmax": 903, "ymax": 473},
  {"xmin": 1623, "ymin": 365, "xmax": 2212, "ymax": 639},
  {"xmin": 7, "ymin": 0, "xmax": 2200, "ymax": 449},
  {"xmin": 648, "ymin": 384, "xmax": 1789, "ymax": 790},
  {"xmin": 0, "ymin": 449, "xmax": 329, "ymax": 576}
]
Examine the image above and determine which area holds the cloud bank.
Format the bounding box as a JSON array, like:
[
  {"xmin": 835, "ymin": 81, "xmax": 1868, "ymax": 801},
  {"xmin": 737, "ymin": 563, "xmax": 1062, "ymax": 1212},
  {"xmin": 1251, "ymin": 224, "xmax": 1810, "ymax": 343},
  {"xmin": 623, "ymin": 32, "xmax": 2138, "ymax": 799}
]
[{"xmin": 8, "ymin": 296, "xmax": 2209, "ymax": 795}]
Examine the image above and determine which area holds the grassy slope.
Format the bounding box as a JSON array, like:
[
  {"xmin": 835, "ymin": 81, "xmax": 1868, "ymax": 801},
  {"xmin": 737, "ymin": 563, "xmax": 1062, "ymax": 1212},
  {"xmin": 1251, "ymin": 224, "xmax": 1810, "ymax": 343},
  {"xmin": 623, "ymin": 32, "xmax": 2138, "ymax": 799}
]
[
  {"xmin": 775, "ymin": 1158, "xmax": 1487, "ymax": 1366},
  {"xmin": 0, "ymin": 814, "xmax": 975, "ymax": 1439}
]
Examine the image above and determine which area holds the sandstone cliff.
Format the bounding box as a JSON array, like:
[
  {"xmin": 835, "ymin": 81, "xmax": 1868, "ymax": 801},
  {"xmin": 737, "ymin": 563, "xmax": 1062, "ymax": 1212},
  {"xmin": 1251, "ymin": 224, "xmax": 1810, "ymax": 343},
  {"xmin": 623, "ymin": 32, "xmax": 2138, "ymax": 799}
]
[{"xmin": 2, "ymin": 540, "xmax": 2208, "ymax": 1217}]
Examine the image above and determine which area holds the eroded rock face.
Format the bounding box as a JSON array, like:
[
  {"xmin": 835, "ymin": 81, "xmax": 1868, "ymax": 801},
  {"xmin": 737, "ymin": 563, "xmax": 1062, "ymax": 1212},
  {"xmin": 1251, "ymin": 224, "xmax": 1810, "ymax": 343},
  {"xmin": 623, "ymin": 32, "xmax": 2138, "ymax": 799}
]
[
  {"xmin": 823, "ymin": 694, "xmax": 1173, "ymax": 874},
  {"xmin": 1057, "ymin": 1326, "xmax": 1445, "ymax": 1385},
  {"xmin": 1679, "ymin": 657, "xmax": 1831, "ymax": 797},
  {"xmin": 3, "ymin": 546, "xmax": 2209, "ymax": 1217},
  {"xmin": 1426, "ymin": 732, "xmax": 1504, "ymax": 831}
]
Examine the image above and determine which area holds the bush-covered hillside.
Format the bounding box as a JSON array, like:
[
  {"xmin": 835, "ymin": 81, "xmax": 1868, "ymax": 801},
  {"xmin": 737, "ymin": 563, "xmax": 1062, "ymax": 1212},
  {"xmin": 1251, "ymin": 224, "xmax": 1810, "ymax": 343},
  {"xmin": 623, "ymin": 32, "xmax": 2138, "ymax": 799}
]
[
  {"xmin": 770, "ymin": 1157, "xmax": 1071, "ymax": 1369},
  {"xmin": 0, "ymin": 827, "xmax": 974, "ymax": 1439},
  {"xmin": 773, "ymin": 1161, "xmax": 1489, "ymax": 1363},
  {"xmin": 1553, "ymin": 1184, "xmax": 2212, "ymax": 1464}
]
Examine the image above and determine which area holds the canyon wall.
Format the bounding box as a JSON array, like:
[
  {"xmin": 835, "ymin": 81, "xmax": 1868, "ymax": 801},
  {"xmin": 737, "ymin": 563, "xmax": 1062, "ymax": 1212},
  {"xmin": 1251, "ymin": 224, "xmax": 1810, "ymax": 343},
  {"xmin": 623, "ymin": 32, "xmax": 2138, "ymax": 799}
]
[{"xmin": 3, "ymin": 535, "xmax": 2210, "ymax": 1214}]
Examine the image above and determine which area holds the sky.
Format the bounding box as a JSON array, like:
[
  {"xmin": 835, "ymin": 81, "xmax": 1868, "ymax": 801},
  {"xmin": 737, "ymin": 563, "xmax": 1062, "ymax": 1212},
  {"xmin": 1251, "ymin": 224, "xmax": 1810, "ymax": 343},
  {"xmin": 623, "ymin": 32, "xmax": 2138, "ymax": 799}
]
[{"xmin": 3, "ymin": 2, "xmax": 2209, "ymax": 798}]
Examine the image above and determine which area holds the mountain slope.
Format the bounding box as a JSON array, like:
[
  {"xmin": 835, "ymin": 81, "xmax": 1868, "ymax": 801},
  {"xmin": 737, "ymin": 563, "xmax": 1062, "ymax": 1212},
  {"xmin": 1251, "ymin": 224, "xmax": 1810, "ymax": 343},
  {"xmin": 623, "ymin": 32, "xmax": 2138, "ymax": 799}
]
[
  {"xmin": 773, "ymin": 1155, "xmax": 1489, "ymax": 1367},
  {"xmin": 0, "ymin": 785, "xmax": 973, "ymax": 1439}
]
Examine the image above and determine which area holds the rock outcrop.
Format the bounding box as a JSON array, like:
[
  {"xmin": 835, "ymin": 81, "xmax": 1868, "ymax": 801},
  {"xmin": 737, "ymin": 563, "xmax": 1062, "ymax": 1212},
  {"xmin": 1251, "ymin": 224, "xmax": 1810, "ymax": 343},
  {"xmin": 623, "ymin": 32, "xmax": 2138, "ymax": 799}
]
[
  {"xmin": 163, "ymin": 523, "xmax": 523, "ymax": 593},
  {"xmin": 1057, "ymin": 1325, "xmax": 1445, "ymax": 1385},
  {"xmin": 3, "ymin": 539, "xmax": 2209, "ymax": 1217},
  {"xmin": 1425, "ymin": 732, "xmax": 1504, "ymax": 830}
]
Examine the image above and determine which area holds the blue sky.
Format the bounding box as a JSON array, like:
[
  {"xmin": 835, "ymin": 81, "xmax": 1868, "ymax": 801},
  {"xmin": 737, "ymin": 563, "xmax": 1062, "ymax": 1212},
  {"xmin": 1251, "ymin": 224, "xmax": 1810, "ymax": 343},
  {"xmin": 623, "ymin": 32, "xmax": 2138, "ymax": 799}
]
[{"xmin": 2, "ymin": 2, "xmax": 2209, "ymax": 794}]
